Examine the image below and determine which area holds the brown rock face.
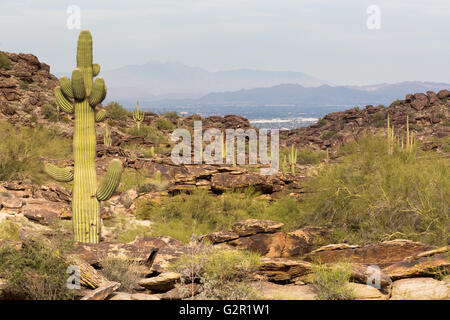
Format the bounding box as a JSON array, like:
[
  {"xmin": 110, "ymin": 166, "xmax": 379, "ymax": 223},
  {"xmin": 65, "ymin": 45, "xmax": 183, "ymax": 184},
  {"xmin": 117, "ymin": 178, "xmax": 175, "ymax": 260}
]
[
  {"xmin": 437, "ymin": 89, "xmax": 450, "ymax": 99},
  {"xmin": 258, "ymin": 257, "xmax": 312, "ymax": 283},
  {"xmin": 231, "ymin": 219, "xmax": 284, "ymax": 236},
  {"xmin": 138, "ymin": 272, "xmax": 181, "ymax": 292},
  {"xmin": 410, "ymin": 93, "xmax": 429, "ymax": 111},
  {"xmin": 304, "ymin": 240, "xmax": 435, "ymax": 266},
  {"xmin": 21, "ymin": 199, "xmax": 70, "ymax": 225},
  {"xmin": 382, "ymin": 248, "xmax": 449, "ymax": 280}
]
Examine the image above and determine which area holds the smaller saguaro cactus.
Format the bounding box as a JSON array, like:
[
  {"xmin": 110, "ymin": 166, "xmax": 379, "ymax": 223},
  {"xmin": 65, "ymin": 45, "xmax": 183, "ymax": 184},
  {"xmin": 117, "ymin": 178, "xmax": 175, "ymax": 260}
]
[
  {"xmin": 133, "ymin": 101, "xmax": 144, "ymax": 131},
  {"xmin": 288, "ymin": 145, "xmax": 298, "ymax": 174},
  {"xmin": 387, "ymin": 114, "xmax": 394, "ymax": 155},
  {"xmin": 104, "ymin": 124, "xmax": 112, "ymax": 147},
  {"xmin": 221, "ymin": 132, "xmax": 226, "ymax": 160}
]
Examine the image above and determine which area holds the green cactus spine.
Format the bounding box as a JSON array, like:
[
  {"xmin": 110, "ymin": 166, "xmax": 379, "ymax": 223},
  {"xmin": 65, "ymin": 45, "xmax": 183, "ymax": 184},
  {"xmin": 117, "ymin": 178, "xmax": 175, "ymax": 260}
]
[
  {"xmin": 45, "ymin": 30, "xmax": 122, "ymax": 243},
  {"xmin": 133, "ymin": 101, "xmax": 144, "ymax": 131}
]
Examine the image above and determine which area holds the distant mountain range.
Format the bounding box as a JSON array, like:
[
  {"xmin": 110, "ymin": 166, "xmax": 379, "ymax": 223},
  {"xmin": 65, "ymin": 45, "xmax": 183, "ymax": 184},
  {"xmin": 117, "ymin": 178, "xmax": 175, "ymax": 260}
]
[
  {"xmin": 97, "ymin": 60, "xmax": 331, "ymax": 102},
  {"xmin": 141, "ymin": 82, "xmax": 450, "ymax": 109},
  {"xmin": 55, "ymin": 60, "xmax": 450, "ymax": 111}
]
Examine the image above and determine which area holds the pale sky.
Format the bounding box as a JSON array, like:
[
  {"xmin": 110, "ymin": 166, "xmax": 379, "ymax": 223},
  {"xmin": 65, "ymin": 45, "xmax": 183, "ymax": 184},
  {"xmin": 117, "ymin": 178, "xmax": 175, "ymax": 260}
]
[{"xmin": 1, "ymin": 0, "xmax": 449, "ymax": 85}]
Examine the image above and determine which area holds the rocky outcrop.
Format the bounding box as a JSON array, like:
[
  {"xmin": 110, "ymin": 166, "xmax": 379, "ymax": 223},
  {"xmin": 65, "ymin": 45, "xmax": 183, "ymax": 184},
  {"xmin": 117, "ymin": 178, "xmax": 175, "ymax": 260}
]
[
  {"xmin": 201, "ymin": 220, "xmax": 328, "ymax": 258},
  {"xmin": 282, "ymin": 90, "xmax": 450, "ymax": 151},
  {"xmin": 304, "ymin": 240, "xmax": 435, "ymax": 267},
  {"xmin": 138, "ymin": 272, "xmax": 181, "ymax": 292},
  {"xmin": 390, "ymin": 278, "xmax": 449, "ymax": 300}
]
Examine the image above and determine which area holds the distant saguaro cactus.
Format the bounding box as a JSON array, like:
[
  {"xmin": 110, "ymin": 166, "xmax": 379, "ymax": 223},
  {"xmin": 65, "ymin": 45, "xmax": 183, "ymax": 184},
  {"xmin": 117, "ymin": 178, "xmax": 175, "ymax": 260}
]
[
  {"xmin": 44, "ymin": 30, "xmax": 122, "ymax": 243},
  {"xmin": 288, "ymin": 145, "xmax": 298, "ymax": 174},
  {"xmin": 133, "ymin": 101, "xmax": 144, "ymax": 131},
  {"xmin": 104, "ymin": 124, "xmax": 112, "ymax": 147}
]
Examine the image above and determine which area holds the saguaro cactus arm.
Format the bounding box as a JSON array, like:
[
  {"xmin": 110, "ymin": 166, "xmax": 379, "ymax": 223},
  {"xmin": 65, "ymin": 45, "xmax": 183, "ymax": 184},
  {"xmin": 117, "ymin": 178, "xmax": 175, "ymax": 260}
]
[
  {"xmin": 95, "ymin": 109, "xmax": 107, "ymax": 122},
  {"xmin": 59, "ymin": 76, "xmax": 74, "ymax": 99},
  {"xmin": 96, "ymin": 159, "xmax": 123, "ymax": 201},
  {"xmin": 55, "ymin": 87, "xmax": 74, "ymax": 114},
  {"xmin": 44, "ymin": 163, "xmax": 74, "ymax": 182},
  {"xmin": 89, "ymin": 77, "xmax": 107, "ymax": 107}
]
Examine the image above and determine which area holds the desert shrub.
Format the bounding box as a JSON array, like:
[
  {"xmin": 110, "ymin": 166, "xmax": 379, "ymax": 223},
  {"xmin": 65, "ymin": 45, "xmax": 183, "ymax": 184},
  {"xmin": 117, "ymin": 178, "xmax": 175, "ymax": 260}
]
[
  {"xmin": 316, "ymin": 118, "xmax": 329, "ymax": 127},
  {"xmin": 280, "ymin": 146, "xmax": 327, "ymax": 165},
  {"xmin": 371, "ymin": 111, "xmax": 386, "ymax": 128},
  {"xmin": 117, "ymin": 168, "xmax": 168, "ymax": 193},
  {"xmin": 126, "ymin": 123, "xmax": 168, "ymax": 144},
  {"xmin": 162, "ymin": 111, "xmax": 178, "ymax": 119},
  {"xmin": 0, "ymin": 52, "xmax": 11, "ymax": 69},
  {"xmin": 172, "ymin": 247, "xmax": 260, "ymax": 300},
  {"xmin": 321, "ymin": 130, "xmax": 337, "ymax": 140},
  {"xmin": 312, "ymin": 263, "xmax": 355, "ymax": 300},
  {"xmin": 136, "ymin": 189, "xmax": 300, "ymax": 242},
  {"xmin": 155, "ymin": 117, "xmax": 175, "ymax": 130},
  {"xmin": 298, "ymin": 134, "xmax": 449, "ymax": 245},
  {"xmin": 105, "ymin": 102, "xmax": 130, "ymax": 120},
  {"xmin": 0, "ymin": 239, "xmax": 75, "ymax": 300},
  {"xmin": 99, "ymin": 258, "xmax": 143, "ymax": 292},
  {"xmin": 40, "ymin": 103, "xmax": 58, "ymax": 122},
  {"xmin": 0, "ymin": 121, "xmax": 71, "ymax": 183},
  {"xmin": 0, "ymin": 220, "xmax": 20, "ymax": 240}
]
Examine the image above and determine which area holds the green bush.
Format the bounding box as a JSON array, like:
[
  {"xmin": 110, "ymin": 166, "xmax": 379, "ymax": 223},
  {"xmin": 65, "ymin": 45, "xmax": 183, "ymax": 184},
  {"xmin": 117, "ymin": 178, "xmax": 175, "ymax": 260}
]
[
  {"xmin": 105, "ymin": 102, "xmax": 130, "ymax": 120},
  {"xmin": 371, "ymin": 111, "xmax": 386, "ymax": 128},
  {"xmin": 321, "ymin": 130, "xmax": 337, "ymax": 140},
  {"xmin": 298, "ymin": 134, "xmax": 449, "ymax": 245},
  {"xmin": 312, "ymin": 263, "xmax": 355, "ymax": 300},
  {"xmin": 155, "ymin": 117, "xmax": 175, "ymax": 130},
  {"xmin": 100, "ymin": 258, "xmax": 143, "ymax": 292},
  {"xmin": 172, "ymin": 247, "xmax": 260, "ymax": 300},
  {"xmin": 0, "ymin": 52, "xmax": 11, "ymax": 69},
  {"xmin": 41, "ymin": 103, "xmax": 59, "ymax": 122},
  {"xmin": 280, "ymin": 146, "xmax": 327, "ymax": 165},
  {"xmin": 0, "ymin": 220, "xmax": 20, "ymax": 240},
  {"xmin": 316, "ymin": 118, "xmax": 329, "ymax": 127},
  {"xmin": 0, "ymin": 121, "xmax": 71, "ymax": 183},
  {"xmin": 0, "ymin": 239, "xmax": 75, "ymax": 300},
  {"xmin": 136, "ymin": 189, "xmax": 300, "ymax": 242},
  {"xmin": 162, "ymin": 111, "xmax": 178, "ymax": 119}
]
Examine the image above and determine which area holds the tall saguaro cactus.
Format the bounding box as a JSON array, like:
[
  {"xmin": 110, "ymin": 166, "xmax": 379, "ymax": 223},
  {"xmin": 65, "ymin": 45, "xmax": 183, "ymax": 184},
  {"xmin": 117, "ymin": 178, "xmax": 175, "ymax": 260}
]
[
  {"xmin": 45, "ymin": 30, "xmax": 122, "ymax": 243},
  {"xmin": 133, "ymin": 101, "xmax": 144, "ymax": 131}
]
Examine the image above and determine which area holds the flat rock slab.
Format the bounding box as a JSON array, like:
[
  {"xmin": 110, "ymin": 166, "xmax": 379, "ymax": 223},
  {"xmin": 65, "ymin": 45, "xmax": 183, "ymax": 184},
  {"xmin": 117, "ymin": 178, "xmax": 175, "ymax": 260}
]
[
  {"xmin": 382, "ymin": 252, "xmax": 449, "ymax": 280},
  {"xmin": 258, "ymin": 257, "xmax": 312, "ymax": 283},
  {"xmin": 201, "ymin": 230, "xmax": 239, "ymax": 244},
  {"xmin": 75, "ymin": 242, "xmax": 158, "ymax": 266},
  {"xmin": 107, "ymin": 292, "xmax": 161, "ymax": 300},
  {"xmin": 346, "ymin": 282, "xmax": 387, "ymax": 300},
  {"xmin": 227, "ymin": 232, "xmax": 310, "ymax": 258},
  {"xmin": 81, "ymin": 282, "xmax": 120, "ymax": 300},
  {"xmin": 231, "ymin": 219, "xmax": 284, "ymax": 236},
  {"xmin": 305, "ymin": 240, "xmax": 435, "ymax": 266},
  {"xmin": 252, "ymin": 281, "xmax": 317, "ymax": 300},
  {"xmin": 138, "ymin": 272, "xmax": 181, "ymax": 292},
  {"xmin": 390, "ymin": 278, "xmax": 449, "ymax": 300},
  {"xmin": 21, "ymin": 199, "xmax": 70, "ymax": 225}
]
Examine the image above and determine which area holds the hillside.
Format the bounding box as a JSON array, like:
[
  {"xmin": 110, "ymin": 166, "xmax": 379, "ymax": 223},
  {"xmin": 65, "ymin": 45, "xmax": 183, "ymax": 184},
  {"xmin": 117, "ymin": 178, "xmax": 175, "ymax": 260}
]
[{"xmin": 0, "ymin": 51, "xmax": 449, "ymax": 301}]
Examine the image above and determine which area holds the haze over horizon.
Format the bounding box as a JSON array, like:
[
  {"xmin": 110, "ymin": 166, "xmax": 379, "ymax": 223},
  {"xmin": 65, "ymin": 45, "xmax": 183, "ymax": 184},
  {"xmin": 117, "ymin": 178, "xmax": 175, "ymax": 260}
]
[{"xmin": 1, "ymin": 0, "xmax": 449, "ymax": 86}]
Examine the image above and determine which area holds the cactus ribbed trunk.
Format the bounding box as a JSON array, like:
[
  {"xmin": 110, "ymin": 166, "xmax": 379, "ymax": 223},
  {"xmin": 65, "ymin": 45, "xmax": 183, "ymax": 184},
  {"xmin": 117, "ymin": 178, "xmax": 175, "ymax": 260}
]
[
  {"xmin": 73, "ymin": 100, "xmax": 100, "ymax": 243},
  {"xmin": 45, "ymin": 30, "xmax": 123, "ymax": 243}
]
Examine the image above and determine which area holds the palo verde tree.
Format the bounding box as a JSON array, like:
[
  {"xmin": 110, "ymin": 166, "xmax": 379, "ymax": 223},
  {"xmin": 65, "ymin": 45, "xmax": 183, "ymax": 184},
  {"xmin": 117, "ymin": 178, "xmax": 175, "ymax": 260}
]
[{"xmin": 44, "ymin": 30, "xmax": 122, "ymax": 243}]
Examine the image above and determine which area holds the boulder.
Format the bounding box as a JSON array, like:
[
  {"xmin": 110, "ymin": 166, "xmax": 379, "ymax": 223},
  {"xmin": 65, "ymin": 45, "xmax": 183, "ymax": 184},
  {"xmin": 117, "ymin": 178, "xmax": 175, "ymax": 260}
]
[
  {"xmin": 258, "ymin": 257, "xmax": 312, "ymax": 283},
  {"xmin": 410, "ymin": 93, "xmax": 429, "ymax": 111},
  {"xmin": 437, "ymin": 89, "xmax": 450, "ymax": 99},
  {"xmin": 80, "ymin": 281, "xmax": 120, "ymax": 300},
  {"xmin": 305, "ymin": 240, "xmax": 435, "ymax": 266},
  {"xmin": 201, "ymin": 230, "xmax": 239, "ymax": 244},
  {"xmin": 231, "ymin": 219, "xmax": 284, "ymax": 236},
  {"xmin": 0, "ymin": 195, "xmax": 22, "ymax": 209},
  {"xmin": 138, "ymin": 272, "xmax": 181, "ymax": 292},
  {"xmin": 107, "ymin": 292, "xmax": 161, "ymax": 300},
  {"xmin": 390, "ymin": 278, "xmax": 449, "ymax": 300},
  {"xmin": 349, "ymin": 263, "xmax": 392, "ymax": 289},
  {"xmin": 382, "ymin": 252, "xmax": 449, "ymax": 280},
  {"xmin": 119, "ymin": 189, "xmax": 138, "ymax": 209},
  {"xmin": 346, "ymin": 282, "xmax": 387, "ymax": 300},
  {"xmin": 252, "ymin": 281, "xmax": 317, "ymax": 300},
  {"xmin": 21, "ymin": 199, "xmax": 70, "ymax": 225},
  {"xmin": 161, "ymin": 283, "xmax": 203, "ymax": 300},
  {"xmin": 75, "ymin": 241, "xmax": 158, "ymax": 266}
]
